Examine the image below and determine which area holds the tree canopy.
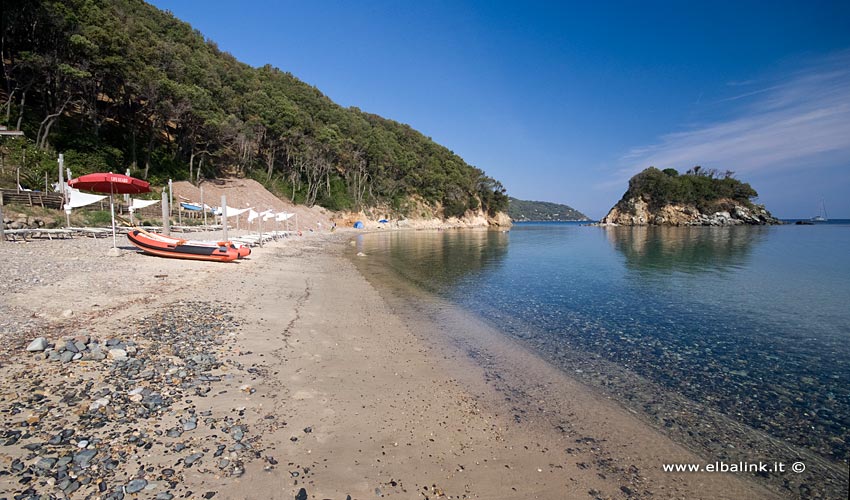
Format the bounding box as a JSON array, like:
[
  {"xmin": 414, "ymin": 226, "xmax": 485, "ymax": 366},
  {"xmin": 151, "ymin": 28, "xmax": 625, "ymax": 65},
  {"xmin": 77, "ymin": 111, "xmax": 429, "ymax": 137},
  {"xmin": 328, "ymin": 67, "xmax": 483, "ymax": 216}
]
[
  {"xmin": 1, "ymin": 0, "xmax": 508, "ymax": 216},
  {"xmin": 616, "ymin": 166, "xmax": 759, "ymax": 213},
  {"xmin": 507, "ymin": 197, "xmax": 588, "ymax": 221}
]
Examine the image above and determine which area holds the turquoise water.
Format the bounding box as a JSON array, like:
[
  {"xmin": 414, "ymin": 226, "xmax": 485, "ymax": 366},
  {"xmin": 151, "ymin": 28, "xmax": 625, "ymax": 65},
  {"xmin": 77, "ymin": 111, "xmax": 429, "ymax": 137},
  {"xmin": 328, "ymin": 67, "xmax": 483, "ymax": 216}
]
[{"xmin": 353, "ymin": 222, "xmax": 850, "ymax": 470}]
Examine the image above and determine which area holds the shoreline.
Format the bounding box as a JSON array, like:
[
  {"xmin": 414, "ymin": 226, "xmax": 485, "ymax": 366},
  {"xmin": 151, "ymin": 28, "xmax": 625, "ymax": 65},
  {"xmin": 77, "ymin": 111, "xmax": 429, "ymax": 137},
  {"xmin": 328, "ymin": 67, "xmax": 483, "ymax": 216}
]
[
  {"xmin": 345, "ymin": 237, "xmax": 787, "ymax": 499},
  {"xmin": 346, "ymin": 227, "xmax": 849, "ymax": 499},
  {"xmin": 0, "ymin": 233, "xmax": 778, "ymax": 499}
]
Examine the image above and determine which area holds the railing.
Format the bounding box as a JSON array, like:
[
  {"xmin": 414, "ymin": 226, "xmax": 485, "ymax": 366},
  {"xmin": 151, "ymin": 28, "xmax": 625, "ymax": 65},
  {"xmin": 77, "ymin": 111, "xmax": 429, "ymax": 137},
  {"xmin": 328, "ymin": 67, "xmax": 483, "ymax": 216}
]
[
  {"xmin": 0, "ymin": 189, "xmax": 212, "ymax": 222},
  {"xmin": 0, "ymin": 189, "xmax": 64, "ymax": 209}
]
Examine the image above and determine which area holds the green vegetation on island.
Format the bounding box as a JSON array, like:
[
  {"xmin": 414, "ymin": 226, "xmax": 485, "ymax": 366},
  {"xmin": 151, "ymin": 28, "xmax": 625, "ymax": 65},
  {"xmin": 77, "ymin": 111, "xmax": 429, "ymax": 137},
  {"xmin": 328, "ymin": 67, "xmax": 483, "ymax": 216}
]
[
  {"xmin": 0, "ymin": 0, "xmax": 508, "ymax": 218},
  {"xmin": 616, "ymin": 166, "xmax": 759, "ymax": 213},
  {"xmin": 604, "ymin": 166, "xmax": 778, "ymax": 226},
  {"xmin": 507, "ymin": 197, "xmax": 589, "ymax": 221}
]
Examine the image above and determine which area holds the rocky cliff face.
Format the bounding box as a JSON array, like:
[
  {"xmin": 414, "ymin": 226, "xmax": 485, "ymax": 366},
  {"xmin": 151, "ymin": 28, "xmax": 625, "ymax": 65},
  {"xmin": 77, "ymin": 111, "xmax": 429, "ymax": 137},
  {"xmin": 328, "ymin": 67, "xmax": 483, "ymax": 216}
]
[
  {"xmin": 335, "ymin": 203, "xmax": 512, "ymax": 230},
  {"xmin": 600, "ymin": 197, "xmax": 779, "ymax": 226}
]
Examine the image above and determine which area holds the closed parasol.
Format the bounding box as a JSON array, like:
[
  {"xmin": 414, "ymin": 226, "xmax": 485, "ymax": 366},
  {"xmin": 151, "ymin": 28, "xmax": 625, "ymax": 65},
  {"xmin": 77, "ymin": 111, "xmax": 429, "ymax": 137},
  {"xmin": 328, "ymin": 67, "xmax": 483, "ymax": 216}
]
[{"xmin": 68, "ymin": 173, "xmax": 151, "ymax": 249}]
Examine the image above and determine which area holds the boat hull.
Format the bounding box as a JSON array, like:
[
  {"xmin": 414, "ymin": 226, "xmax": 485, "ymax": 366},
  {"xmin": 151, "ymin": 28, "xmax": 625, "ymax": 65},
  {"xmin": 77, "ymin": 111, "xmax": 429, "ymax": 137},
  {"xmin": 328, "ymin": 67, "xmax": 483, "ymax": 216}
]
[{"xmin": 127, "ymin": 230, "xmax": 240, "ymax": 262}]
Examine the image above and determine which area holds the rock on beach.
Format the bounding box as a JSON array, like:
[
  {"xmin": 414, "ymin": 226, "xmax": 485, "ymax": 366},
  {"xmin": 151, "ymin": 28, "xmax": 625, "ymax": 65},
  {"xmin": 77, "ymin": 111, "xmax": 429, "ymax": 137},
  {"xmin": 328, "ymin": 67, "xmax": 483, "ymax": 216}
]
[{"xmin": 26, "ymin": 337, "xmax": 48, "ymax": 352}]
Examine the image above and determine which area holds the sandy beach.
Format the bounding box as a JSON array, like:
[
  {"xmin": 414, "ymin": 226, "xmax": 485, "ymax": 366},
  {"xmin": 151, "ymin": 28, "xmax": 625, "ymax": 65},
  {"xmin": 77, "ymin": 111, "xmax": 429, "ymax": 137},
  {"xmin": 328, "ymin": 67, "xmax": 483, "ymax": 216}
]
[{"xmin": 0, "ymin": 232, "xmax": 777, "ymax": 499}]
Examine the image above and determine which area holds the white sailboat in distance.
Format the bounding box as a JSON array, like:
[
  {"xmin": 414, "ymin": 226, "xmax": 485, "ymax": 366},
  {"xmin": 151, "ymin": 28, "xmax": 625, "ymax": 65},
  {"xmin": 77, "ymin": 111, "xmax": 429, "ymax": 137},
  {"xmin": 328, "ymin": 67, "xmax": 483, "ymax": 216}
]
[{"xmin": 811, "ymin": 200, "xmax": 828, "ymax": 222}]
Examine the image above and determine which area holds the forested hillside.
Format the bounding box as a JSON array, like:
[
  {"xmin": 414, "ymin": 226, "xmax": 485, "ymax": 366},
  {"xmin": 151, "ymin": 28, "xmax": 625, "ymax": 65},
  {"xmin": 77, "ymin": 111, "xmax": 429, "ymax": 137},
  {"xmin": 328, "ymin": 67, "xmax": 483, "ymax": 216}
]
[
  {"xmin": 0, "ymin": 0, "xmax": 508, "ymax": 217},
  {"xmin": 507, "ymin": 197, "xmax": 589, "ymax": 221}
]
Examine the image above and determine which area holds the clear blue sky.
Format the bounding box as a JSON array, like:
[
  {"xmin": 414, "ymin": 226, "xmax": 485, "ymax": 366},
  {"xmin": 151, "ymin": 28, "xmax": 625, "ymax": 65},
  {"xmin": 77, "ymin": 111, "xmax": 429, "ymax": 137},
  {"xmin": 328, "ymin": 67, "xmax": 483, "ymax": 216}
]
[{"xmin": 149, "ymin": 0, "xmax": 850, "ymax": 219}]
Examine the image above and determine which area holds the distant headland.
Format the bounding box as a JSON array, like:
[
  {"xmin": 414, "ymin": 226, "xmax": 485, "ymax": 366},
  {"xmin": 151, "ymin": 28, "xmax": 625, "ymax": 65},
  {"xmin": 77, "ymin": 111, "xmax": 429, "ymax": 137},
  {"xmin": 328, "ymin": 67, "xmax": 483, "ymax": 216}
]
[
  {"xmin": 601, "ymin": 167, "xmax": 779, "ymax": 226},
  {"xmin": 508, "ymin": 197, "xmax": 590, "ymax": 222}
]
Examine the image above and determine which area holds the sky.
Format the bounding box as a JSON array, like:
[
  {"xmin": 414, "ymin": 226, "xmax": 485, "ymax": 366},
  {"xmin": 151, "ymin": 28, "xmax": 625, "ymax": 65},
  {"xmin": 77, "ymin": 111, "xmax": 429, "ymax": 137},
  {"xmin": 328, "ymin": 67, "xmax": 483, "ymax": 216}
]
[{"xmin": 148, "ymin": 0, "xmax": 850, "ymax": 219}]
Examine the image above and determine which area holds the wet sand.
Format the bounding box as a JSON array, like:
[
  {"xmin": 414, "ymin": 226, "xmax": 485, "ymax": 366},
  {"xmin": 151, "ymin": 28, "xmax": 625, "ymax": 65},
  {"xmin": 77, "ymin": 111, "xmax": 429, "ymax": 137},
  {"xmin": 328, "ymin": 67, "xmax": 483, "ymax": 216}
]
[{"xmin": 0, "ymin": 233, "xmax": 777, "ymax": 499}]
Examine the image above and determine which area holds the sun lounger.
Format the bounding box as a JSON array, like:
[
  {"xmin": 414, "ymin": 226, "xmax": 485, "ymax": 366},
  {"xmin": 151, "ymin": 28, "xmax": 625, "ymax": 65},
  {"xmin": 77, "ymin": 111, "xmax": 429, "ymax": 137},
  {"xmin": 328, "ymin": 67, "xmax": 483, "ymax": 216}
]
[
  {"xmin": 229, "ymin": 231, "xmax": 287, "ymax": 246},
  {"xmin": 3, "ymin": 229, "xmax": 74, "ymax": 241},
  {"xmin": 68, "ymin": 227, "xmax": 112, "ymax": 238}
]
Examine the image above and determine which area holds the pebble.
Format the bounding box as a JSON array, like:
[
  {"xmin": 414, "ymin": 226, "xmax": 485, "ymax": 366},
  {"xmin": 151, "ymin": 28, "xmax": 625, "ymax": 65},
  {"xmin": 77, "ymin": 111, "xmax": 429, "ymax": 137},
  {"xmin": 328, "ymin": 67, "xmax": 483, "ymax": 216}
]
[
  {"xmin": 89, "ymin": 397, "xmax": 111, "ymax": 411},
  {"xmin": 126, "ymin": 479, "xmax": 148, "ymax": 494},
  {"xmin": 73, "ymin": 449, "xmax": 97, "ymax": 467},
  {"xmin": 36, "ymin": 457, "xmax": 57, "ymax": 470},
  {"xmin": 65, "ymin": 340, "xmax": 79, "ymax": 353},
  {"xmin": 26, "ymin": 337, "xmax": 48, "ymax": 352},
  {"xmin": 64, "ymin": 481, "xmax": 81, "ymax": 494},
  {"xmin": 108, "ymin": 348, "xmax": 128, "ymax": 360},
  {"xmin": 184, "ymin": 452, "xmax": 204, "ymax": 466}
]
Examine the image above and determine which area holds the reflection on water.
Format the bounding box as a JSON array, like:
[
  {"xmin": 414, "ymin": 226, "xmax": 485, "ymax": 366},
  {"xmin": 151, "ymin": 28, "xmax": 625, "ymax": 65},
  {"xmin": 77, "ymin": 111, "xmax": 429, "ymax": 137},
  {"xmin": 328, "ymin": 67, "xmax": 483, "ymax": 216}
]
[
  {"xmin": 605, "ymin": 225, "xmax": 767, "ymax": 274},
  {"xmin": 353, "ymin": 223, "xmax": 850, "ymax": 495},
  {"xmin": 358, "ymin": 229, "xmax": 510, "ymax": 293}
]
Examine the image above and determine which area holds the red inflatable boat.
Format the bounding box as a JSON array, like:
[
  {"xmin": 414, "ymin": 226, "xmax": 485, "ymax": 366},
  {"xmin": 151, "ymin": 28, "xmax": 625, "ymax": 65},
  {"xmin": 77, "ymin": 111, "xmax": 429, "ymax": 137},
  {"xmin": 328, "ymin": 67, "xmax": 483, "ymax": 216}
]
[{"xmin": 127, "ymin": 229, "xmax": 249, "ymax": 262}]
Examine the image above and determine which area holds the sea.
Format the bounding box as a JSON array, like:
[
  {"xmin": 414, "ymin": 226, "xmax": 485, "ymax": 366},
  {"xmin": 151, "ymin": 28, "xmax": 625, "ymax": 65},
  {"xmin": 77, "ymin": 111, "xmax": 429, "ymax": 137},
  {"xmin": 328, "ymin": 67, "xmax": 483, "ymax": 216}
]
[{"xmin": 350, "ymin": 220, "xmax": 850, "ymax": 495}]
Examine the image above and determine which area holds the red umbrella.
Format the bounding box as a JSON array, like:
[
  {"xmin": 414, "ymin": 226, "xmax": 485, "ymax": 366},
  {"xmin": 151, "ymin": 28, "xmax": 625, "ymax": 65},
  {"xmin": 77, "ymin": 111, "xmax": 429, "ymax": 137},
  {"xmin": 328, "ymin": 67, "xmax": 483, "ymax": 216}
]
[
  {"xmin": 68, "ymin": 173, "xmax": 150, "ymax": 195},
  {"xmin": 68, "ymin": 173, "xmax": 152, "ymax": 248}
]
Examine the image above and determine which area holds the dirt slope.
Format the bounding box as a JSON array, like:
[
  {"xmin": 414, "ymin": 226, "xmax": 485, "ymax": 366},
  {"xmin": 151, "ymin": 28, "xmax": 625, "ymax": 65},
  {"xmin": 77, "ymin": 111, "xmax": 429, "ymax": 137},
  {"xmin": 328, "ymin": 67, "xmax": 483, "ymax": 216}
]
[{"xmin": 171, "ymin": 178, "xmax": 334, "ymax": 231}]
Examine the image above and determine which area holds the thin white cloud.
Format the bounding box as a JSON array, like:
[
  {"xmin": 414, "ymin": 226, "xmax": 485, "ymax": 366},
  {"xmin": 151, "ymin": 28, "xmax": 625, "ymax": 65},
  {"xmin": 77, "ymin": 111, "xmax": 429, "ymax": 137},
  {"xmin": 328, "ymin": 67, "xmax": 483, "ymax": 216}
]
[
  {"xmin": 726, "ymin": 79, "xmax": 757, "ymax": 87},
  {"xmin": 616, "ymin": 51, "xmax": 850, "ymax": 183},
  {"xmin": 714, "ymin": 84, "xmax": 783, "ymax": 103}
]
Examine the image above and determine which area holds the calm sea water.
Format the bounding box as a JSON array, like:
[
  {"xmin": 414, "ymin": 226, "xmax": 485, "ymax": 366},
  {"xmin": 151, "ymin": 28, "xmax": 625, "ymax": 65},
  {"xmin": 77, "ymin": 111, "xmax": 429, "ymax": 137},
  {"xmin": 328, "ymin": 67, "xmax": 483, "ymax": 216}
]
[{"xmin": 352, "ymin": 222, "xmax": 850, "ymax": 471}]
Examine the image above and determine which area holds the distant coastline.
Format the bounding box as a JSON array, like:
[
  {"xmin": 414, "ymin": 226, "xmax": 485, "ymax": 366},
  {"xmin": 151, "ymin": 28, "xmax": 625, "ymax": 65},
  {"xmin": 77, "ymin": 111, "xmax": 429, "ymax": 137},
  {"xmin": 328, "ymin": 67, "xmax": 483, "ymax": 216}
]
[{"xmin": 508, "ymin": 197, "xmax": 590, "ymax": 222}]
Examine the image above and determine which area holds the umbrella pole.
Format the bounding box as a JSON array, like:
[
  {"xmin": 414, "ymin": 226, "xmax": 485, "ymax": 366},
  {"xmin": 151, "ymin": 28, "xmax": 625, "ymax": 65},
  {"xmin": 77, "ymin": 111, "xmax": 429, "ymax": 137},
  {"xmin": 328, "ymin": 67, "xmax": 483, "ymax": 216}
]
[{"xmin": 110, "ymin": 192, "xmax": 117, "ymax": 249}]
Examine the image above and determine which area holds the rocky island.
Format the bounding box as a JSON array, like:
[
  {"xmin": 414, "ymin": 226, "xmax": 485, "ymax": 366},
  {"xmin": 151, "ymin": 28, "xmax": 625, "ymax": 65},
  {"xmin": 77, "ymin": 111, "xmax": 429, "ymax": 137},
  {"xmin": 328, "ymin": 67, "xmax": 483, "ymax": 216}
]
[{"xmin": 601, "ymin": 167, "xmax": 779, "ymax": 226}]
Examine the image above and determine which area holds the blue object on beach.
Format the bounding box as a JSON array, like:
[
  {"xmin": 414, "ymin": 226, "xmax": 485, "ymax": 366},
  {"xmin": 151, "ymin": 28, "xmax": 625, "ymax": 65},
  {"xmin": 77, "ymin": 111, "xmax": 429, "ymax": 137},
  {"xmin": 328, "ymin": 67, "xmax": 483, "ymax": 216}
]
[
  {"xmin": 378, "ymin": 219, "xmax": 389, "ymax": 223},
  {"xmin": 353, "ymin": 221, "xmax": 364, "ymax": 229},
  {"xmin": 181, "ymin": 202, "xmax": 203, "ymax": 211}
]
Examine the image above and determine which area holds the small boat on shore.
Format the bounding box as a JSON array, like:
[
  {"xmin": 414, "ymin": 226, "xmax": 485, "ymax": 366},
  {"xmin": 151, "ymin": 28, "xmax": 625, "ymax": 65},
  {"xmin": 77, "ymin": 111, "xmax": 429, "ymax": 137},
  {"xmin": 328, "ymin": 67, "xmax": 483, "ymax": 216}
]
[
  {"xmin": 127, "ymin": 229, "xmax": 249, "ymax": 262},
  {"xmin": 180, "ymin": 202, "xmax": 204, "ymax": 212},
  {"xmin": 148, "ymin": 230, "xmax": 251, "ymax": 258}
]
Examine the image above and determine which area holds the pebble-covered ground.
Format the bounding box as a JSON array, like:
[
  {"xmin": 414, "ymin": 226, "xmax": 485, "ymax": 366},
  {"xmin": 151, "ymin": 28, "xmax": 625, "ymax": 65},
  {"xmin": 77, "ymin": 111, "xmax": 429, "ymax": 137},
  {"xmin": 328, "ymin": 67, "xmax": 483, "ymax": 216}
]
[
  {"xmin": 0, "ymin": 299, "xmax": 274, "ymax": 499},
  {"xmin": 0, "ymin": 238, "xmax": 274, "ymax": 499}
]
